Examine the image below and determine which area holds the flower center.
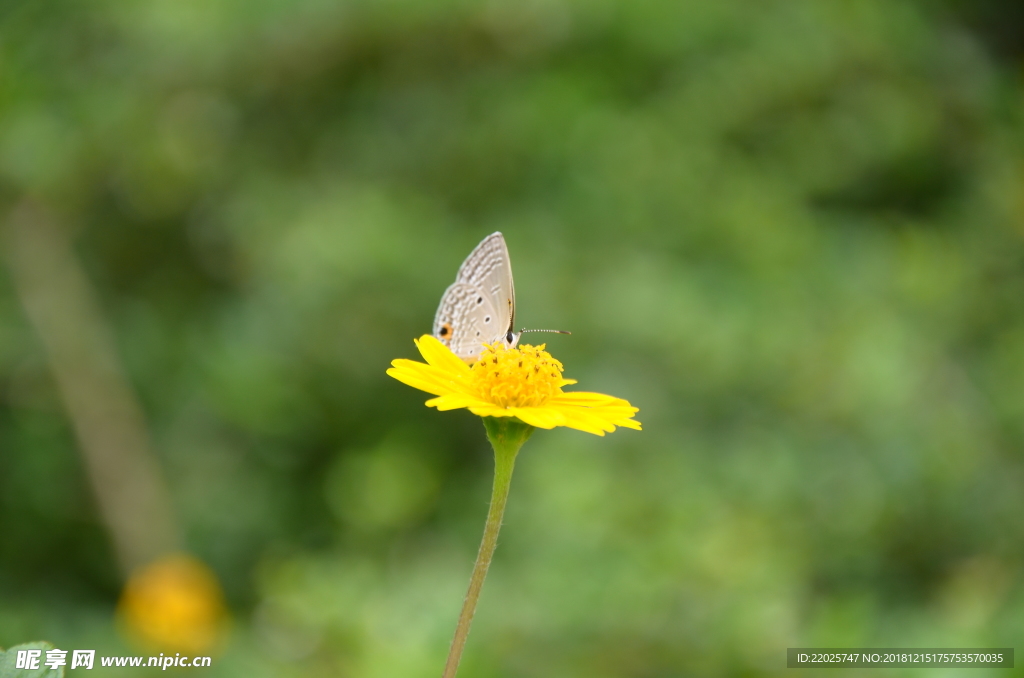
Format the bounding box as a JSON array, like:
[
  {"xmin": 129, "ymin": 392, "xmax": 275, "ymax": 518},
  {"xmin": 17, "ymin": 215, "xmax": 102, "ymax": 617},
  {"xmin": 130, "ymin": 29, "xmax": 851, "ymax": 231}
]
[{"xmin": 471, "ymin": 342, "xmax": 565, "ymax": 408}]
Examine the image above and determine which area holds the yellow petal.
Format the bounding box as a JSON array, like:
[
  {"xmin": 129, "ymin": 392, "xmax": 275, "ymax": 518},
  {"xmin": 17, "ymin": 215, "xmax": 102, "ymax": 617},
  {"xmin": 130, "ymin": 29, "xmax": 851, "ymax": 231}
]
[
  {"xmin": 415, "ymin": 335, "xmax": 473, "ymax": 375},
  {"xmin": 386, "ymin": 368, "xmax": 447, "ymax": 397},
  {"xmin": 467, "ymin": 405, "xmax": 518, "ymax": 418},
  {"xmin": 426, "ymin": 393, "xmax": 495, "ymax": 411},
  {"xmin": 387, "ymin": 362, "xmax": 462, "ymax": 397},
  {"xmin": 608, "ymin": 416, "xmax": 642, "ymax": 430},
  {"xmin": 551, "ymin": 391, "xmax": 634, "ymax": 408},
  {"xmin": 549, "ymin": 410, "xmax": 608, "ymax": 435},
  {"xmin": 585, "ymin": 403, "xmax": 638, "ymax": 430},
  {"xmin": 508, "ymin": 407, "xmax": 566, "ymax": 429},
  {"xmin": 552, "ymin": 405, "xmax": 617, "ymax": 435}
]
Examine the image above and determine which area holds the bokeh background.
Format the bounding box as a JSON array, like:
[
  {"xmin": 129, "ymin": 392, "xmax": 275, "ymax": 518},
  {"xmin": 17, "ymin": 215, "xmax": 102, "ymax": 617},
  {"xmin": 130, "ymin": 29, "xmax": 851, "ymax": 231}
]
[{"xmin": 3, "ymin": 0, "xmax": 1024, "ymax": 675}]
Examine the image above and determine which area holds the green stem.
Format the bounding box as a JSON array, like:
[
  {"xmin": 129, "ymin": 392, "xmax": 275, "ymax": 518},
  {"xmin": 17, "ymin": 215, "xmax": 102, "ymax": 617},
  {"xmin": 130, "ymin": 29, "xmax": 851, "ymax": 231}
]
[{"xmin": 441, "ymin": 417, "xmax": 533, "ymax": 678}]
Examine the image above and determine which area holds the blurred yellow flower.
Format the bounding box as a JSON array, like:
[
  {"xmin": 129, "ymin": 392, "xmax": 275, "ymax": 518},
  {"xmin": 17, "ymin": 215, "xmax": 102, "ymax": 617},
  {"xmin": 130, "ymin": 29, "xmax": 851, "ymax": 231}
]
[
  {"xmin": 387, "ymin": 335, "xmax": 641, "ymax": 435},
  {"xmin": 117, "ymin": 553, "xmax": 229, "ymax": 654}
]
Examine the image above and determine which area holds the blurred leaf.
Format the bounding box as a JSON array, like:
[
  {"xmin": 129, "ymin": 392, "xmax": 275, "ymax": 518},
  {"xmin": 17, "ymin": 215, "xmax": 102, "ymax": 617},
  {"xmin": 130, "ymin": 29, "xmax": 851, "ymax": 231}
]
[{"xmin": 0, "ymin": 642, "xmax": 63, "ymax": 678}]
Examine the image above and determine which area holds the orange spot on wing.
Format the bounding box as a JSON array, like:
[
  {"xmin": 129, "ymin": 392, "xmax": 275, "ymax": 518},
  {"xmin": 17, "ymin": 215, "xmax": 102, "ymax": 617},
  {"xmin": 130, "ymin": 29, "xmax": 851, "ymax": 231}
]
[{"xmin": 438, "ymin": 322, "xmax": 453, "ymax": 344}]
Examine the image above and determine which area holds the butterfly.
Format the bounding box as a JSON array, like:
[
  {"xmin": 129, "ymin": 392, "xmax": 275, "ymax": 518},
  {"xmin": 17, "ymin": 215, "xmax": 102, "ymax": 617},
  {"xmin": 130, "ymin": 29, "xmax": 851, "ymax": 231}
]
[{"xmin": 433, "ymin": 232, "xmax": 567, "ymax": 362}]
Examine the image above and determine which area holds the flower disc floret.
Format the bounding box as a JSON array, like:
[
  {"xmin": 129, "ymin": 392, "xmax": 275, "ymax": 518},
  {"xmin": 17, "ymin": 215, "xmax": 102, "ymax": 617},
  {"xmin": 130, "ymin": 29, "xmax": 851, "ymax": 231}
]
[{"xmin": 472, "ymin": 343, "xmax": 566, "ymax": 408}]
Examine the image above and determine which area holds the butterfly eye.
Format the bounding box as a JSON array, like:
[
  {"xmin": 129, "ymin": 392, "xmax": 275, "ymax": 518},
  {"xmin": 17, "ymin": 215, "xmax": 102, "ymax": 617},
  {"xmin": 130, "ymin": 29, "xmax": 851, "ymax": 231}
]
[{"xmin": 506, "ymin": 330, "xmax": 514, "ymax": 343}]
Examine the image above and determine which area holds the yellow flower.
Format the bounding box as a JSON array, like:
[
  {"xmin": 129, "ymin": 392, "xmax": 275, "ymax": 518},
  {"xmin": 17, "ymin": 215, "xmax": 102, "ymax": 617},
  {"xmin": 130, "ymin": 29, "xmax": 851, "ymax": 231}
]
[
  {"xmin": 387, "ymin": 335, "xmax": 641, "ymax": 436},
  {"xmin": 117, "ymin": 553, "xmax": 229, "ymax": 654}
]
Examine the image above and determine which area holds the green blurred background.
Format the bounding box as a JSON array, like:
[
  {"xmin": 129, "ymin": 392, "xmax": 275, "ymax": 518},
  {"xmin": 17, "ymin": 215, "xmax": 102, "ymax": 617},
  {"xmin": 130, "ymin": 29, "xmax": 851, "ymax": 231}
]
[{"xmin": 3, "ymin": 0, "xmax": 1024, "ymax": 675}]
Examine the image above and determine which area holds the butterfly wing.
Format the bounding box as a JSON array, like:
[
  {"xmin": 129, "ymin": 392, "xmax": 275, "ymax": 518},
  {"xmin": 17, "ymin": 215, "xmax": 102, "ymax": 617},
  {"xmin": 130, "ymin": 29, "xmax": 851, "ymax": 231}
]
[
  {"xmin": 455, "ymin": 232, "xmax": 515, "ymax": 333},
  {"xmin": 434, "ymin": 282, "xmax": 506, "ymax": 361}
]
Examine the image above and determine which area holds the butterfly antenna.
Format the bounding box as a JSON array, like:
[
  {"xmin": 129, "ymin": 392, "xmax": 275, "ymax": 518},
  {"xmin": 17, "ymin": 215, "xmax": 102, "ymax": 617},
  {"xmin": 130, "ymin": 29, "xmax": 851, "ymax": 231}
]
[{"xmin": 519, "ymin": 328, "xmax": 571, "ymax": 335}]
